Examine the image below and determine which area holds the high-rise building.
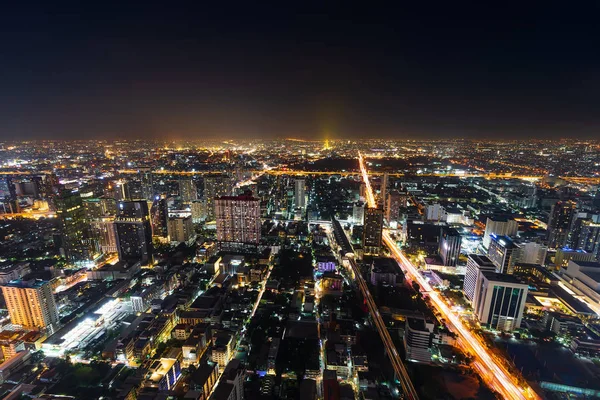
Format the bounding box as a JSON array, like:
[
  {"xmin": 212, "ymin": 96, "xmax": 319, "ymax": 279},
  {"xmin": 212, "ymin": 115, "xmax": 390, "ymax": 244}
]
[
  {"xmin": 114, "ymin": 180, "xmax": 131, "ymax": 201},
  {"xmin": 90, "ymin": 220, "xmax": 118, "ymax": 253},
  {"xmin": 403, "ymin": 317, "xmax": 434, "ymax": 363},
  {"xmin": 191, "ymin": 199, "xmax": 207, "ymax": 223},
  {"xmin": 463, "ymin": 254, "xmax": 496, "ymax": 305},
  {"xmin": 179, "ymin": 178, "xmax": 197, "ymax": 203},
  {"xmin": 363, "ymin": 207, "xmax": 384, "ymax": 255},
  {"xmin": 294, "ymin": 178, "xmax": 306, "ymax": 212},
  {"xmin": 150, "ymin": 196, "xmax": 169, "ymax": 239},
  {"xmin": 379, "ymin": 172, "xmax": 388, "ymax": 210},
  {"xmin": 204, "ymin": 175, "xmax": 232, "ymax": 220},
  {"xmin": 487, "ymin": 235, "xmax": 521, "ymax": 274},
  {"xmin": 385, "ymin": 191, "xmax": 406, "ymax": 223},
  {"xmin": 474, "ymin": 272, "xmax": 528, "ymax": 331},
  {"xmin": 215, "ymin": 192, "xmax": 261, "ymax": 245},
  {"xmin": 352, "ymin": 201, "xmax": 365, "ymax": 225},
  {"xmin": 115, "ymin": 201, "xmax": 153, "ymax": 265},
  {"xmin": 519, "ymin": 242, "xmax": 548, "ymax": 265},
  {"xmin": 439, "ymin": 228, "xmax": 462, "ymax": 266},
  {"xmin": 168, "ymin": 216, "xmax": 195, "ymax": 244},
  {"xmin": 213, "ymin": 359, "xmax": 245, "ymax": 400},
  {"xmin": 139, "ymin": 168, "xmax": 154, "ymax": 200},
  {"xmin": 426, "ymin": 204, "xmax": 446, "ymax": 222},
  {"xmin": 1, "ymin": 280, "xmax": 59, "ymax": 334},
  {"xmin": 55, "ymin": 190, "xmax": 96, "ymax": 264},
  {"xmin": 547, "ymin": 200, "xmax": 577, "ymax": 249},
  {"xmin": 482, "ymin": 217, "xmax": 518, "ymax": 249},
  {"xmin": 568, "ymin": 218, "xmax": 600, "ymax": 261}
]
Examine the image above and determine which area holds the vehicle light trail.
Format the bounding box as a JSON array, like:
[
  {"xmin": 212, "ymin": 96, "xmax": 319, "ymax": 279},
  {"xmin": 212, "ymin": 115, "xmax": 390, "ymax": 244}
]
[{"xmin": 359, "ymin": 152, "xmax": 540, "ymax": 400}]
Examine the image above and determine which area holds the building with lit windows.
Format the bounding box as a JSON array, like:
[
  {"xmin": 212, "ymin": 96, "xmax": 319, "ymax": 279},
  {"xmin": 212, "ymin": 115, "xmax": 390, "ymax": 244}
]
[
  {"xmin": 547, "ymin": 200, "xmax": 577, "ymax": 249},
  {"xmin": 439, "ymin": 227, "xmax": 462, "ymax": 267},
  {"xmin": 150, "ymin": 195, "xmax": 169, "ymax": 240},
  {"xmin": 487, "ymin": 235, "xmax": 521, "ymax": 274},
  {"xmin": 463, "ymin": 254, "xmax": 496, "ymax": 305},
  {"xmin": 474, "ymin": 272, "xmax": 528, "ymax": 331},
  {"xmin": 55, "ymin": 190, "xmax": 96, "ymax": 265},
  {"xmin": 1, "ymin": 280, "xmax": 59, "ymax": 334},
  {"xmin": 204, "ymin": 174, "xmax": 232, "ymax": 221},
  {"xmin": 178, "ymin": 178, "xmax": 197, "ymax": 202},
  {"xmin": 363, "ymin": 207, "xmax": 384, "ymax": 255},
  {"xmin": 482, "ymin": 217, "xmax": 518, "ymax": 249},
  {"xmin": 115, "ymin": 201, "xmax": 153, "ymax": 265},
  {"xmin": 215, "ymin": 192, "xmax": 261, "ymax": 247},
  {"xmin": 168, "ymin": 216, "xmax": 195, "ymax": 245}
]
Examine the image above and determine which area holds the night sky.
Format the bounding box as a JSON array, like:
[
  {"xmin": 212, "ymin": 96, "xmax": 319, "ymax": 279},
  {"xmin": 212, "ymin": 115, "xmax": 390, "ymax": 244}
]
[{"xmin": 1, "ymin": 2, "xmax": 599, "ymax": 141}]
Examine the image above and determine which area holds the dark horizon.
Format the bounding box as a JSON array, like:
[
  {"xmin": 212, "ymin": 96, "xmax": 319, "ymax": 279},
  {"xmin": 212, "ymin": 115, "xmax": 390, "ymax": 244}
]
[{"xmin": 1, "ymin": 2, "xmax": 599, "ymax": 141}]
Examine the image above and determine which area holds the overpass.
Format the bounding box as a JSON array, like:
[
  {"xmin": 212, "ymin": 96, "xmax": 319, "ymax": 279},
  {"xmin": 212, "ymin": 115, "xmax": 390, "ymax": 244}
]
[{"xmin": 331, "ymin": 218, "xmax": 419, "ymax": 400}]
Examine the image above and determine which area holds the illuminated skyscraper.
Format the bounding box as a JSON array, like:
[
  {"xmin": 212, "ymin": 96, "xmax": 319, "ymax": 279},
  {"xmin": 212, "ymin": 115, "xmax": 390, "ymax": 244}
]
[
  {"xmin": 168, "ymin": 216, "xmax": 195, "ymax": 244},
  {"xmin": 547, "ymin": 200, "xmax": 577, "ymax": 249},
  {"xmin": 115, "ymin": 200, "xmax": 153, "ymax": 264},
  {"xmin": 379, "ymin": 172, "xmax": 388, "ymax": 209},
  {"xmin": 204, "ymin": 175, "xmax": 232, "ymax": 220},
  {"xmin": 179, "ymin": 178, "xmax": 197, "ymax": 202},
  {"xmin": 474, "ymin": 272, "xmax": 528, "ymax": 331},
  {"xmin": 363, "ymin": 207, "xmax": 384, "ymax": 255},
  {"xmin": 139, "ymin": 168, "xmax": 154, "ymax": 200},
  {"xmin": 215, "ymin": 192, "xmax": 261, "ymax": 246},
  {"xmin": 483, "ymin": 217, "xmax": 518, "ymax": 249},
  {"xmin": 487, "ymin": 235, "xmax": 522, "ymax": 274},
  {"xmin": 150, "ymin": 195, "xmax": 169, "ymax": 239},
  {"xmin": 463, "ymin": 254, "xmax": 495, "ymax": 305},
  {"xmin": 1, "ymin": 280, "xmax": 59, "ymax": 334},
  {"xmin": 55, "ymin": 190, "xmax": 96, "ymax": 264},
  {"xmin": 439, "ymin": 227, "xmax": 462, "ymax": 266},
  {"xmin": 294, "ymin": 178, "xmax": 306, "ymax": 211}
]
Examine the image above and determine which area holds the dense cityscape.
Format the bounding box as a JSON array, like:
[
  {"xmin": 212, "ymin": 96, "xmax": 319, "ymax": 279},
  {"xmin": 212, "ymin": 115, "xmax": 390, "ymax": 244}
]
[{"xmin": 0, "ymin": 139, "xmax": 597, "ymax": 399}]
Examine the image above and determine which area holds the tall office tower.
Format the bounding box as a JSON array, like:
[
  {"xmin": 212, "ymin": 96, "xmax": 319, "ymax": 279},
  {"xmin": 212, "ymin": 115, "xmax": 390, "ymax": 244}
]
[
  {"xmin": 439, "ymin": 228, "xmax": 462, "ymax": 266},
  {"xmin": 55, "ymin": 191, "xmax": 96, "ymax": 264},
  {"xmin": 191, "ymin": 199, "xmax": 207, "ymax": 223},
  {"xmin": 179, "ymin": 178, "xmax": 197, "ymax": 202},
  {"xmin": 90, "ymin": 220, "xmax": 118, "ymax": 253},
  {"xmin": 168, "ymin": 216, "xmax": 195, "ymax": 244},
  {"xmin": 386, "ymin": 191, "xmax": 405, "ymax": 223},
  {"xmin": 363, "ymin": 207, "xmax": 384, "ymax": 255},
  {"xmin": 482, "ymin": 217, "xmax": 518, "ymax": 249},
  {"xmin": 403, "ymin": 317, "xmax": 435, "ymax": 363},
  {"xmin": 474, "ymin": 272, "xmax": 528, "ymax": 331},
  {"xmin": 213, "ymin": 359, "xmax": 245, "ymax": 400},
  {"xmin": 359, "ymin": 183, "xmax": 367, "ymax": 201},
  {"xmin": 115, "ymin": 200, "xmax": 153, "ymax": 265},
  {"xmin": 547, "ymin": 200, "xmax": 577, "ymax": 248},
  {"xmin": 519, "ymin": 242, "xmax": 548, "ymax": 265},
  {"xmin": 114, "ymin": 180, "xmax": 131, "ymax": 201},
  {"xmin": 379, "ymin": 172, "xmax": 389, "ymax": 209},
  {"xmin": 574, "ymin": 219, "xmax": 600, "ymax": 260},
  {"xmin": 294, "ymin": 178, "xmax": 306, "ymax": 211},
  {"xmin": 487, "ymin": 235, "xmax": 522, "ymax": 274},
  {"xmin": 139, "ymin": 168, "xmax": 154, "ymax": 200},
  {"xmin": 150, "ymin": 195, "xmax": 169, "ymax": 239},
  {"xmin": 353, "ymin": 201, "xmax": 365, "ymax": 225},
  {"xmin": 215, "ymin": 192, "xmax": 261, "ymax": 245},
  {"xmin": 426, "ymin": 204, "xmax": 446, "ymax": 222},
  {"xmin": 463, "ymin": 254, "xmax": 496, "ymax": 305},
  {"xmin": 204, "ymin": 175, "xmax": 232, "ymax": 220},
  {"xmin": 1, "ymin": 280, "xmax": 60, "ymax": 334}
]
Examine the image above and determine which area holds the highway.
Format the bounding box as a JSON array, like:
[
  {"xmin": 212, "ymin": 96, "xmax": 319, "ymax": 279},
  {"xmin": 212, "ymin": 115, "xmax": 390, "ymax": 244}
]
[
  {"xmin": 358, "ymin": 152, "xmax": 540, "ymax": 400},
  {"xmin": 331, "ymin": 219, "xmax": 418, "ymax": 399}
]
